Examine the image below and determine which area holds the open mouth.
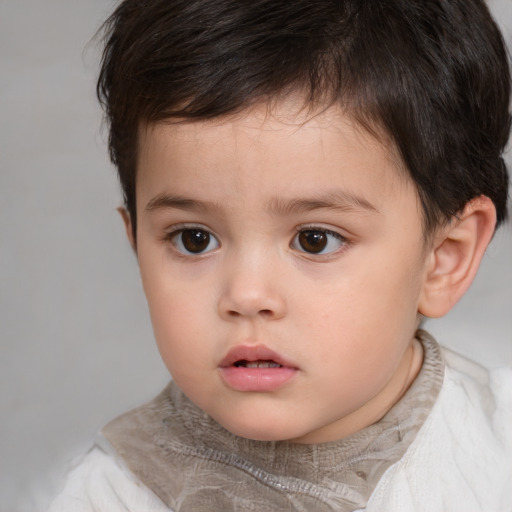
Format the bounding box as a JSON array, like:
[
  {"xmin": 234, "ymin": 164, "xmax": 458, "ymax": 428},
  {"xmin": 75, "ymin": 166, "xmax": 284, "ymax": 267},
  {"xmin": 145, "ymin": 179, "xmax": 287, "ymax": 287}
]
[
  {"xmin": 219, "ymin": 345, "xmax": 298, "ymax": 391},
  {"xmin": 220, "ymin": 345, "xmax": 294, "ymax": 369},
  {"xmin": 220, "ymin": 361, "xmax": 296, "ymax": 392},
  {"xmin": 233, "ymin": 360, "xmax": 283, "ymax": 368}
]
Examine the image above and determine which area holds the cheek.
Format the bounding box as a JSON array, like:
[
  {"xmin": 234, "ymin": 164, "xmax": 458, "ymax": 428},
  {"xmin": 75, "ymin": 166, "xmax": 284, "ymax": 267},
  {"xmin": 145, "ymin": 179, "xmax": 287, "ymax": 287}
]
[
  {"xmin": 299, "ymin": 249, "xmax": 424, "ymax": 358},
  {"xmin": 149, "ymin": 297, "xmax": 212, "ymax": 386},
  {"xmin": 139, "ymin": 262, "xmax": 213, "ymax": 367},
  {"xmin": 148, "ymin": 289, "xmax": 206, "ymax": 339}
]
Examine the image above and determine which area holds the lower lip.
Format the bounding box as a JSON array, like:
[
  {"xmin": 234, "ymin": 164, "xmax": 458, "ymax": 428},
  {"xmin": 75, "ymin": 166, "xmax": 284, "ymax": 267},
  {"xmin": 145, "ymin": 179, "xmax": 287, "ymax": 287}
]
[{"xmin": 219, "ymin": 366, "xmax": 297, "ymax": 392}]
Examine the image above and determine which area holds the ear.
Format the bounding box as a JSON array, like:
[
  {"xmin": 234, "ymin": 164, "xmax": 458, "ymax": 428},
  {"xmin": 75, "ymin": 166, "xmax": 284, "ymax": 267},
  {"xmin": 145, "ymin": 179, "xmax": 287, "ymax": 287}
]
[
  {"xmin": 418, "ymin": 196, "xmax": 496, "ymax": 318},
  {"xmin": 117, "ymin": 206, "xmax": 137, "ymax": 252}
]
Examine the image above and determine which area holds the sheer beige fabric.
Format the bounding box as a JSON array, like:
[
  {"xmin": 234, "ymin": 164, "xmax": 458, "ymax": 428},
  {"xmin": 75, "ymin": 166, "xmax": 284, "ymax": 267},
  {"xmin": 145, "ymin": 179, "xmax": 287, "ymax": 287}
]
[{"xmin": 102, "ymin": 331, "xmax": 444, "ymax": 511}]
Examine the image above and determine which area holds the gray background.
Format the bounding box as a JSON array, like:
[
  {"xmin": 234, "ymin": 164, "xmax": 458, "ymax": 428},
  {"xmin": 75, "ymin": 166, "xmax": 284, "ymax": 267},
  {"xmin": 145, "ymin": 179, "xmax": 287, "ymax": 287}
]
[{"xmin": 1, "ymin": 1, "xmax": 511, "ymax": 511}]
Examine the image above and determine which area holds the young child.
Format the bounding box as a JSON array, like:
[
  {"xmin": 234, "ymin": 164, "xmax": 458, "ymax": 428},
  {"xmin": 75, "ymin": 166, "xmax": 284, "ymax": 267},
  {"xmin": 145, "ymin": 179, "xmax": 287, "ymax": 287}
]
[{"xmin": 49, "ymin": 0, "xmax": 512, "ymax": 510}]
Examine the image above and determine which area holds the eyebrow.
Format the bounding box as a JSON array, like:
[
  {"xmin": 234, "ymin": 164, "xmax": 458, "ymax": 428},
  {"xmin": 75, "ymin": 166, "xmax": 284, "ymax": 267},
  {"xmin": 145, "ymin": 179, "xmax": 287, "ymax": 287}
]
[
  {"xmin": 267, "ymin": 191, "xmax": 380, "ymax": 216},
  {"xmin": 145, "ymin": 194, "xmax": 221, "ymax": 213},
  {"xmin": 145, "ymin": 190, "xmax": 380, "ymax": 216}
]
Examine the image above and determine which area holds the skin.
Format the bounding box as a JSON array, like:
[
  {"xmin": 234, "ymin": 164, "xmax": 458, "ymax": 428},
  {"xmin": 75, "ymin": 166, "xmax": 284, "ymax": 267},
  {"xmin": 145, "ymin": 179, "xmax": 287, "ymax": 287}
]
[{"xmin": 129, "ymin": 99, "xmax": 438, "ymax": 444}]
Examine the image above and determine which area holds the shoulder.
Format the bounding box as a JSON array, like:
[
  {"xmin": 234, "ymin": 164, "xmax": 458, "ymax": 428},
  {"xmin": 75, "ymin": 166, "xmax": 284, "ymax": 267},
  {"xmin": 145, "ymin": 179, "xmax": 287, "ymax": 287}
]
[
  {"xmin": 441, "ymin": 346, "xmax": 512, "ymax": 446},
  {"xmin": 365, "ymin": 348, "xmax": 512, "ymax": 512},
  {"xmin": 47, "ymin": 445, "xmax": 171, "ymax": 512}
]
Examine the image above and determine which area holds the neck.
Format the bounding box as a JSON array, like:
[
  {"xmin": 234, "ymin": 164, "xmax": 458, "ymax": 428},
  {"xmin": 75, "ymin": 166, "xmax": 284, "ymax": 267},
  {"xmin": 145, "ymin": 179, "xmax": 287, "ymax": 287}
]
[{"xmin": 291, "ymin": 337, "xmax": 424, "ymax": 444}]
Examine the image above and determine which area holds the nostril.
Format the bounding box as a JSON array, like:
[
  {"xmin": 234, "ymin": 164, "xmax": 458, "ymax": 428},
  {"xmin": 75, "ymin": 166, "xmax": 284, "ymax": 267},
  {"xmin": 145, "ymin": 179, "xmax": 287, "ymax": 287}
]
[{"xmin": 227, "ymin": 309, "xmax": 273, "ymax": 319}]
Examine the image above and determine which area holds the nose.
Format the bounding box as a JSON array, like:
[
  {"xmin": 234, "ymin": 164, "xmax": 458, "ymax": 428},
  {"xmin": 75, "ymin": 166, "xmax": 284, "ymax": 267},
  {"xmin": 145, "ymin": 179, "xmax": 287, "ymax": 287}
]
[{"xmin": 217, "ymin": 254, "xmax": 287, "ymax": 321}]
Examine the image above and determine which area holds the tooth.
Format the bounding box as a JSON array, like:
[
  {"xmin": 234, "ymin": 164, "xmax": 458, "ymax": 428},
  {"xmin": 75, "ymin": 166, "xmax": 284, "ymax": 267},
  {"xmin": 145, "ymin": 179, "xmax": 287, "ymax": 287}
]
[{"xmin": 244, "ymin": 361, "xmax": 282, "ymax": 368}]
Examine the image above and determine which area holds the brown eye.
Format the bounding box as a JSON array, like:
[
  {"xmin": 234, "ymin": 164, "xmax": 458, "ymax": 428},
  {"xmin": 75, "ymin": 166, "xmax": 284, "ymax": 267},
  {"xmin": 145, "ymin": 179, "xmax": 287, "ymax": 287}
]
[
  {"xmin": 298, "ymin": 231, "xmax": 328, "ymax": 253},
  {"xmin": 171, "ymin": 228, "xmax": 219, "ymax": 254},
  {"xmin": 293, "ymin": 228, "xmax": 345, "ymax": 255}
]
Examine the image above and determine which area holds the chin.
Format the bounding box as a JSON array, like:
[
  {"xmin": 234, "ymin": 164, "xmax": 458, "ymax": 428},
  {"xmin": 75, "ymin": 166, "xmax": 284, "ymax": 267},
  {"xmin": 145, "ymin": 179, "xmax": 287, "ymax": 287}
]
[{"xmin": 214, "ymin": 414, "xmax": 304, "ymax": 443}]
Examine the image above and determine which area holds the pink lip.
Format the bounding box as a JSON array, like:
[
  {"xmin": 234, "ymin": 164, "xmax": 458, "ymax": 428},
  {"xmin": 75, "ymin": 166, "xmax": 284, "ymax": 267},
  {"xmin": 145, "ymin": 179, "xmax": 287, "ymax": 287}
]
[{"xmin": 219, "ymin": 345, "xmax": 298, "ymax": 392}]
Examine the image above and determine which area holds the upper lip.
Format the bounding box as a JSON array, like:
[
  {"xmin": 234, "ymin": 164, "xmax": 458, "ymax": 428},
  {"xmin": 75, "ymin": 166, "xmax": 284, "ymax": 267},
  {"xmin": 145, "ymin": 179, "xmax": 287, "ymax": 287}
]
[{"xmin": 219, "ymin": 344, "xmax": 297, "ymax": 369}]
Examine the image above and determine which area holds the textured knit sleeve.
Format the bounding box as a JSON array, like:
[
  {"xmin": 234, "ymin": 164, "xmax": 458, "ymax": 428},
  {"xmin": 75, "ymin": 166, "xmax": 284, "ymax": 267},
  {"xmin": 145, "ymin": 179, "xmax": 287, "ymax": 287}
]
[
  {"xmin": 364, "ymin": 353, "xmax": 512, "ymax": 512},
  {"xmin": 47, "ymin": 446, "xmax": 172, "ymax": 512}
]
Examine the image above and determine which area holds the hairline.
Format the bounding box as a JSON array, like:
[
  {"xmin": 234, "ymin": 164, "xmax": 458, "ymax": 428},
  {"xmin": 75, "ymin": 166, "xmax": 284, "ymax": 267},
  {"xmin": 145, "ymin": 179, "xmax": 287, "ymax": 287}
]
[{"xmin": 131, "ymin": 94, "xmax": 438, "ymax": 248}]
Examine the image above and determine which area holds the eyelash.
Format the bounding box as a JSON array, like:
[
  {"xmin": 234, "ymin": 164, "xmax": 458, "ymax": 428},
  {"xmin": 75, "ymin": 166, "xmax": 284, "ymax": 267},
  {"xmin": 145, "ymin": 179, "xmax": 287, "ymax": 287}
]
[
  {"xmin": 163, "ymin": 224, "xmax": 348, "ymax": 257},
  {"xmin": 163, "ymin": 224, "xmax": 220, "ymax": 256},
  {"xmin": 291, "ymin": 225, "xmax": 348, "ymax": 256}
]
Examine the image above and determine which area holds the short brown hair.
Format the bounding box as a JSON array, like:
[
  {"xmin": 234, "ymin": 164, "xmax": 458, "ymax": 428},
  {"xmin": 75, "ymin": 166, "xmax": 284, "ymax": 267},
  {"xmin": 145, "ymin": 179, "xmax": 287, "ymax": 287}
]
[{"xmin": 97, "ymin": 0, "xmax": 511, "ymax": 239}]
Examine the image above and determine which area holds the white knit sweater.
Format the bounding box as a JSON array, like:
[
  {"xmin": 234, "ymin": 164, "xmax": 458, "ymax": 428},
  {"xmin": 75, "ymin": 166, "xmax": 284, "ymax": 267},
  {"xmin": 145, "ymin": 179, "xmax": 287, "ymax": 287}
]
[{"xmin": 48, "ymin": 344, "xmax": 512, "ymax": 512}]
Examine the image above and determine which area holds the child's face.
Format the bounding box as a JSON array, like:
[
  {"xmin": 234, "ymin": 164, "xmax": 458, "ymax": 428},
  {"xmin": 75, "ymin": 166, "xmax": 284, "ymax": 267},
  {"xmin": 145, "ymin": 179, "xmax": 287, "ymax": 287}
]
[{"xmin": 133, "ymin": 99, "xmax": 431, "ymax": 444}]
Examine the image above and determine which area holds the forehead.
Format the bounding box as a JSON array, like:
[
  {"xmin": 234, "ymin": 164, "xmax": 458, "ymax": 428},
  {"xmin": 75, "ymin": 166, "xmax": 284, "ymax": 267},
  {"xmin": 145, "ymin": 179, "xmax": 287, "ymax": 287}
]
[{"xmin": 136, "ymin": 99, "xmax": 416, "ymax": 218}]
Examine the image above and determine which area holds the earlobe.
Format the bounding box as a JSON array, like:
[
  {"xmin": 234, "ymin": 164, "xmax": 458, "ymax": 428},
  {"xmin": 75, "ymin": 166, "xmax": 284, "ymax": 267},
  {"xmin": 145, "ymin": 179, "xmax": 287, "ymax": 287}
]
[
  {"xmin": 418, "ymin": 196, "xmax": 496, "ymax": 318},
  {"xmin": 117, "ymin": 206, "xmax": 137, "ymax": 252}
]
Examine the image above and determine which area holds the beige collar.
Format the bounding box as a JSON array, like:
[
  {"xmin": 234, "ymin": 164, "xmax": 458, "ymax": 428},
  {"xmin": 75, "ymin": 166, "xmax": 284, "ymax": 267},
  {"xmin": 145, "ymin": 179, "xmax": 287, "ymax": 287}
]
[{"xmin": 101, "ymin": 331, "xmax": 444, "ymax": 511}]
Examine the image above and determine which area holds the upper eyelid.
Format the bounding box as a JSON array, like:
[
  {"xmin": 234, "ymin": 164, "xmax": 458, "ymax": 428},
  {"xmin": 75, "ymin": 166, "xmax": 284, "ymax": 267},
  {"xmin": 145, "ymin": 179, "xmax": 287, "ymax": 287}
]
[
  {"xmin": 166, "ymin": 225, "xmax": 220, "ymax": 256},
  {"xmin": 291, "ymin": 225, "xmax": 350, "ymax": 257},
  {"xmin": 164, "ymin": 222, "xmax": 216, "ymax": 236},
  {"xmin": 163, "ymin": 223, "xmax": 347, "ymax": 239},
  {"xmin": 162, "ymin": 223, "xmax": 220, "ymax": 246},
  {"xmin": 161, "ymin": 225, "xmax": 349, "ymax": 259},
  {"xmin": 295, "ymin": 224, "xmax": 347, "ymax": 239}
]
